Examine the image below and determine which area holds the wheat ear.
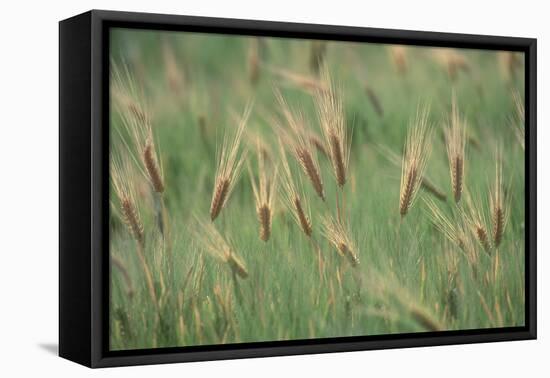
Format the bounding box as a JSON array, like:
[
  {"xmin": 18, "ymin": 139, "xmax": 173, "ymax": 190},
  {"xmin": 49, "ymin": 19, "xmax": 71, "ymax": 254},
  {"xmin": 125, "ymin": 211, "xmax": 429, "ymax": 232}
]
[
  {"xmin": 490, "ymin": 147, "xmax": 509, "ymax": 248},
  {"xmin": 111, "ymin": 155, "xmax": 158, "ymax": 308},
  {"xmin": 274, "ymin": 90, "xmax": 325, "ymax": 200},
  {"xmin": 210, "ymin": 103, "xmax": 251, "ymax": 221},
  {"xmin": 249, "ymin": 138, "xmax": 278, "ymax": 242},
  {"xmin": 192, "ymin": 217, "xmax": 249, "ymax": 279},
  {"xmin": 315, "ymin": 68, "xmax": 350, "ymax": 188},
  {"xmin": 399, "ymin": 106, "xmax": 433, "ymax": 217},
  {"xmin": 278, "ymin": 139, "xmax": 313, "ymax": 237},
  {"xmin": 445, "ymin": 94, "xmax": 466, "ymax": 203},
  {"xmin": 321, "ymin": 215, "xmax": 359, "ymax": 267}
]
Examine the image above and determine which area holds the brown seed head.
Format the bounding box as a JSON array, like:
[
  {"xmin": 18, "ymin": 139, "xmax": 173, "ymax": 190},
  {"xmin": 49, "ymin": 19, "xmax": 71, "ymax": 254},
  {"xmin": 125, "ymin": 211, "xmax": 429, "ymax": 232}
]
[
  {"xmin": 210, "ymin": 177, "xmax": 230, "ymax": 221},
  {"xmin": 143, "ymin": 139, "xmax": 165, "ymax": 193}
]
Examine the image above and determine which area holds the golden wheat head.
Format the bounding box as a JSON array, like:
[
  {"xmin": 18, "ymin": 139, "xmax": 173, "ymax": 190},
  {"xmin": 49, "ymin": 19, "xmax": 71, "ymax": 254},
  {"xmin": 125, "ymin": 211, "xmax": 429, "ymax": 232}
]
[
  {"xmin": 445, "ymin": 94, "xmax": 467, "ymax": 203},
  {"xmin": 278, "ymin": 139, "xmax": 313, "ymax": 238},
  {"xmin": 490, "ymin": 147, "xmax": 509, "ymax": 248},
  {"xmin": 315, "ymin": 68, "xmax": 350, "ymax": 188},
  {"xmin": 111, "ymin": 154, "xmax": 144, "ymax": 245},
  {"xmin": 192, "ymin": 217, "xmax": 249, "ymax": 279},
  {"xmin": 249, "ymin": 138, "xmax": 278, "ymax": 242},
  {"xmin": 274, "ymin": 90, "xmax": 325, "ymax": 201},
  {"xmin": 462, "ymin": 192, "xmax": 492, "ymax": 254},
  {"xmin": 424, "ymin": 198, "xmax": 463, "ymax": 250},
  {"xmin": 112, "ymin": 63, "xmax": 165, "ymax": 195},
  {"xmin": 376, "ymin": 143, "xmax": 446, "ymax": 203},
  {"xmin": 210, "ymin": 103, "xmax": 252, "ymax": 221},
  {"xmin": 399, "ymin": 106, "xmax": 433, "ymax": 217}
]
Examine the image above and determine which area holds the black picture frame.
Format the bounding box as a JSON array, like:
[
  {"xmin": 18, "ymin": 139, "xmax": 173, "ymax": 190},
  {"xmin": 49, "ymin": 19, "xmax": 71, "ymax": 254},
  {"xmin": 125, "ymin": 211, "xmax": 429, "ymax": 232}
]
[{"xmin": 59, "ymin": 9, "xmax": 537, "ymax": 368}]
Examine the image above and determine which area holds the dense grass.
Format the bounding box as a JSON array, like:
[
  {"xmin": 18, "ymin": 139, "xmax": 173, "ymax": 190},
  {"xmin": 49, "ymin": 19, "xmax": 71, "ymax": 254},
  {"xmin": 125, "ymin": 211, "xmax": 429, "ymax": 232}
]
[{"xmin": 109, "ymin": 28, "xmax": 525, "ymax": 351}]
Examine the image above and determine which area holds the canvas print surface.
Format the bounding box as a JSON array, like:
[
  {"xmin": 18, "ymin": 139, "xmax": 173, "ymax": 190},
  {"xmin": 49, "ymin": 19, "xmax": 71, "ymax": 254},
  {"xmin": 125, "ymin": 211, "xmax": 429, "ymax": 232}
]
[{"xmin": 109, "ymin": 27, "xmax": 525, "ymax": 351}]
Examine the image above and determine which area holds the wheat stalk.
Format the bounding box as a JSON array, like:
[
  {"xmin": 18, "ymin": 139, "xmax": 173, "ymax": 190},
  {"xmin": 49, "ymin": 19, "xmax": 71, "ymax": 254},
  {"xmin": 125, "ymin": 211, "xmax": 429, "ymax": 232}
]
[
  {"xmin": 445, "ymin": 94, "xmax": 467, "ymax": 203},
  {"xmin": 192, "ymin": 217, "xmax": 249, "ymax": 279},
  {"xmin": 113, "ymin": 64, "xmax": 166, "ymax": 195},
  {"xmin": 111, "ymin": 155, "xmax": 158, "ymax": 308},
  {"xmin": 490, "ymin": 147, "xmax": 509, "ymax": 248},
  {"xmin": 267, "ymin": 66, "xmax": 328, "ymax": 94},
  {"xmin": 249, "ymin": 138, "xmax": 278, "ymax": 242},
  {"xmin": 210, "ymin": 104, "xmax": 251, "ymax": 221},
  {"xmin": 409, "ymin": 305, "xmax": 443, "ymax": 332},
  {"xmin": 463, "ymin": 192, "xmax": 492, "ymax": 254},
  {"xmin": 278, "ymin": 140, "xmax": 313, "ymax": 237},
  {"xmin": 315, "ymin": 69, "xmax": 350, "ymax": 188},
  {"xmin": 424, "ymin": 198, "xmax": 467, "ymax": 251},
  {"xmin": 321, "ymin": 215, "xmax": 359, "ymax": 267},
  {"xmin": 512, "ymin": 90, "xmax": 525, "ymax": 150},
  {"xmin": 274, "ymin": 91, "xmax": 325, "ymax": 201},
  {"xmin": 376, "ymin": 143, "xmax": 446, "ymax": 203},
  {"xmin": 399, "ymin": 106, "xmax": 433, "ymax": 217},
  {"xmin": 309, "ymin": 131, "xmax": 329, "ymax": 158}
]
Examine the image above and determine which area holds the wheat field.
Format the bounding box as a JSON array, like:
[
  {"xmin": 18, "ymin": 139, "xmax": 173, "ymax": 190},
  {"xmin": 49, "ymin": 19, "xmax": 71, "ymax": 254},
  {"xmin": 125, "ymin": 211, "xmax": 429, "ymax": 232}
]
[{"xmin": 108, "ymin": 28, "xmax": 525, "ymax": 351}]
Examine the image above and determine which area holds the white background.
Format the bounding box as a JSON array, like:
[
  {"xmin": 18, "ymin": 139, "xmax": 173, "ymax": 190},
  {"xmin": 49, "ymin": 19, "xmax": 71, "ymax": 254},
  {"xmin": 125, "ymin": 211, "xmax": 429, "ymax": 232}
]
[{"xmin": 0, "ymin": 0, "xmax": 546, "ymax": 376}]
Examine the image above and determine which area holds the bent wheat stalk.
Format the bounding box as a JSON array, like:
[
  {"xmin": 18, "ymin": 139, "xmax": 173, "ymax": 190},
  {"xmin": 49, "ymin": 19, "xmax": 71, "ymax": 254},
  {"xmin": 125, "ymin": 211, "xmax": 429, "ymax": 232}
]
[
  {"xmin": 267, "ymin": 66, "xmax": 328, "ymax": 94},
  {"xmin": 322, "ymin": 215, "xmax": 359, "ymax": 267},
  {"xmin": 192, "ymin": 217, "xmax": 249, "ymax": 279},
  {"xmin": 424, "ymin": 198, "xmax": 467, "ymax": 252}
]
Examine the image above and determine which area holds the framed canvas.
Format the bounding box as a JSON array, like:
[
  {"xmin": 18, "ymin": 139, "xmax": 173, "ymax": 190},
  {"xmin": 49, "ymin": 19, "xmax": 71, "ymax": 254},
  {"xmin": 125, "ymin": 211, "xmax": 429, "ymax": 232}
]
[{"xmin": 59, "ymin": 10, "xmax": 537, "ymax": 368}]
